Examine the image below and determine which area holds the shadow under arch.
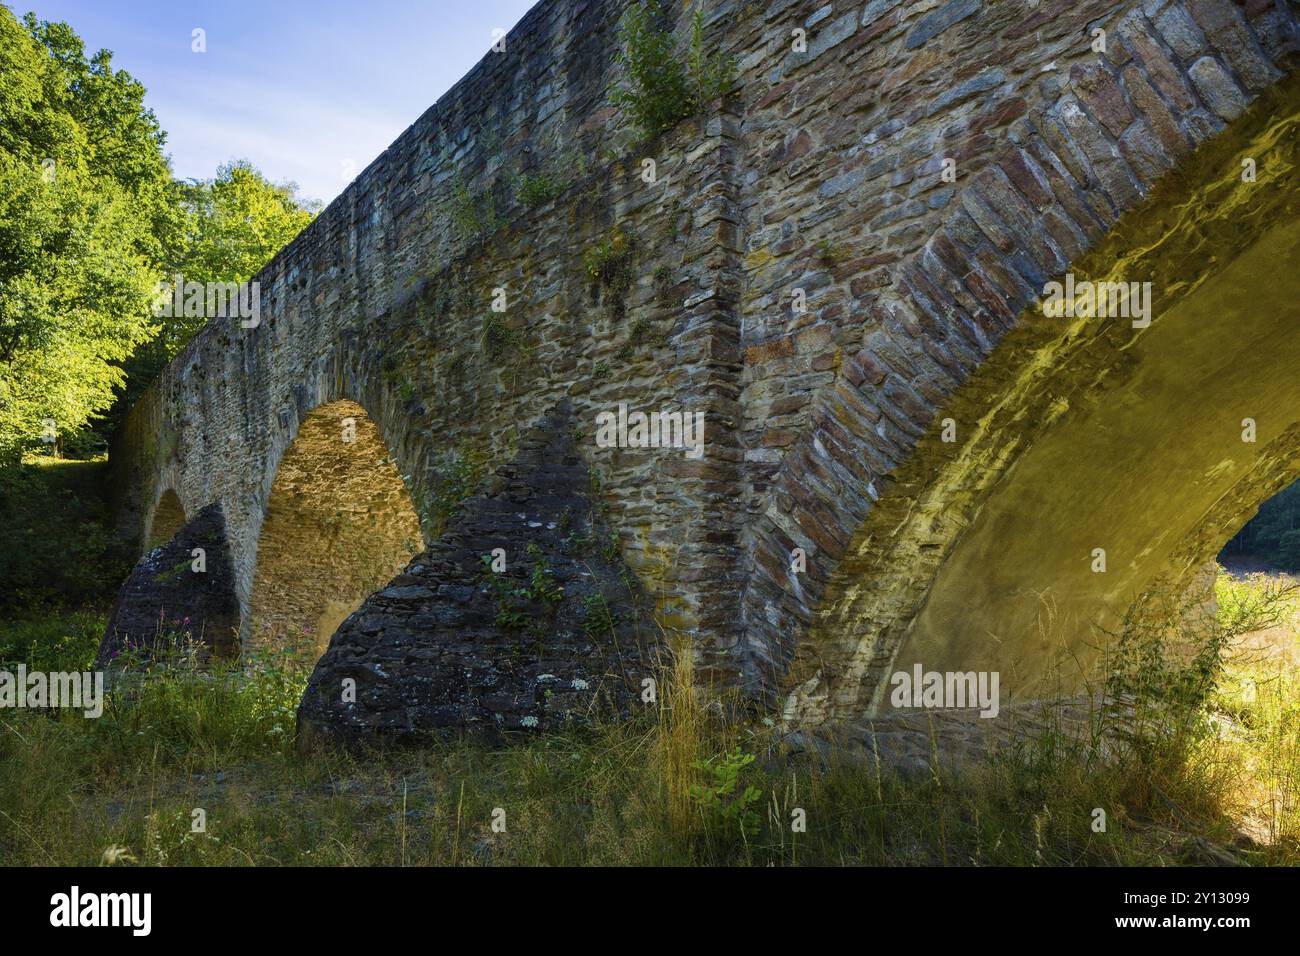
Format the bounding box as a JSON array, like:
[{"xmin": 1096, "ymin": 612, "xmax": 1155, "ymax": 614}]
[
  {"xmin": 785, "ymin": 77, "xmax": 1300, "ymax": 725},
  {"xmin": 246, "ymin": 398, "xmax": 423, "ymax": 662},
  {"xmin": 144, "ymin": 487, "xmax": 186, "ymax": 552}
]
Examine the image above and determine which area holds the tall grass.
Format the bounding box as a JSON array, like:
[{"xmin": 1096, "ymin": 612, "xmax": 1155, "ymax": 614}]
[{"xmin": 0, "ymin": 570, "xmax": 1296, "ymax": 866}]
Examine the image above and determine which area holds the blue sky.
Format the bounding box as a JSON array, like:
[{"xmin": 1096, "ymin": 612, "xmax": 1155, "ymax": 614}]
[{"xmin": 17, "ymin": 0, "xmax": 538, "ymax": 206}]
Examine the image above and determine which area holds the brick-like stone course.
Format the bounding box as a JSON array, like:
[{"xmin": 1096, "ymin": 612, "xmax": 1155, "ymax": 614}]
[
  {"xmin": 98, "ymin": 503, "xmax": 239, "ymax": 663},
  {"xmin": 296, "ymin": 402, "xmax": 653, "ymax": 744},
  {"xmin": 109, "ymin": 0, "xmax": 1300, "ymax": 738}
]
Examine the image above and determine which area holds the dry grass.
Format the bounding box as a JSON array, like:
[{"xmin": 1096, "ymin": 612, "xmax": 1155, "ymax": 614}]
[{"xmin": 0, "ymin": 570, "xmax": 1296, "ymax": 866}]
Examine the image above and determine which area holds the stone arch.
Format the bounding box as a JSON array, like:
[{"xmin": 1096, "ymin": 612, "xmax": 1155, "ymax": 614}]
[
  {"xmin": 769, "ymin": 73, "xmax": 1300, "ymax": 725},
  {"xmin": 144, "ymin": 488, "xmax": 186, "ymax": 552},
  {"xmin": 245, "ymin": 399, "xmax": 424, "ymax": 661}
]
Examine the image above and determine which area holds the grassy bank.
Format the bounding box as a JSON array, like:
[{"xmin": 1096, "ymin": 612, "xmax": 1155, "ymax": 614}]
[
  {"xmin": 0, "ymin": 462, "xmax": 1294, "ymax": 865},
  {"xmin": 0, "ymin": 573, "xmax": 1296, "ymax": 866}
]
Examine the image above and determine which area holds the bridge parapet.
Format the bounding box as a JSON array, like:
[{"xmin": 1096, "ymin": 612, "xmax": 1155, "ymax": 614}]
[{"xmin": 107, "ymin": 0, "xmax": 1300, "ymax": 733}]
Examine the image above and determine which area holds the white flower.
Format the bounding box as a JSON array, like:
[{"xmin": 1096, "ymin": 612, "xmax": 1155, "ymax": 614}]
[
  {"xmin": 520, "ymin": 715, "xmax": 539, "ymax": 728},
  {"xmin": 571, "ymin": 678, "xmax": 589, "ymax": 691}
]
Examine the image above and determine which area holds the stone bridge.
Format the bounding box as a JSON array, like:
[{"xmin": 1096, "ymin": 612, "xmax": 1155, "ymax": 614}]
[{"xmin": 102, "ymin": 0, "xmax": 1300, "ymax": 742}]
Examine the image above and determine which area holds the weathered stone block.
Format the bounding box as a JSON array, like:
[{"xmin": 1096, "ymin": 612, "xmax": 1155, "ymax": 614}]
[
  {"xmin": 99, "ymin": 504, "xmax": 239, "ymax": 664},
  {"xmin": 1188, "ymin": 55, "xmax": 1250, "ymax": 120}
]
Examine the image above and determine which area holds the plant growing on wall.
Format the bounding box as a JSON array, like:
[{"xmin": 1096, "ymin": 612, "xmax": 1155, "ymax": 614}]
[
  {"xmin": 449, "ymin": 171, "xmax": 501, "ymax": 240},
  {"xmin": 414, "ymin": 445, "xmax": 485, "ymax": 539},
  {"xmin": 609, "ymin": 3, "xmax": 735, "ymax": 143},
  {"xmin": 515, "ymin": 169, "xmax": 573, "ymax": 208},
  {"xmin": 480, "ymin": 312, "xmax": 527, "ymax": 365},
  {"xmin": 585, "ymin": 228, "xmax": 636, "ymax": 321}
]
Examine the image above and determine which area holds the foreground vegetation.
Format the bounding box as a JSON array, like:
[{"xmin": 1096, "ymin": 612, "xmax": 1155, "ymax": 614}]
[
  {"xmin": 0, "ymin": 459, "xmax": 1293, "ymax": 866},
  {"xmin": 0, "ymin": 5, "xmax": 317, "ymax": 466},
  {"xmin": 0, "ymin": 571, "xmax": 1296, "ymax": 866}
]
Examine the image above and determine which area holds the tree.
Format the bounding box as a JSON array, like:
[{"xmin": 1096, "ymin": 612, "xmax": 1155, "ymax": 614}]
[
  {"xmin": 0, "ymin": 7, "xmax": 317, "ymax": 459},
  {"xmin": 0, "ymin": 7, "xmax": 166, "ymax": 463},
  {"xmin": 107, "ymin": 161, "xmax": 319, "ymax": 428},
  {"xmin": 160, "ymin": 160, "xmax": 320, "ymax": 351}
]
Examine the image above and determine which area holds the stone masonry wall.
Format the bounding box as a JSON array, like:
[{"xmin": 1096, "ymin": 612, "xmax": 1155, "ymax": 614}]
[
  {"xmin": 111, "ymin": 0, "xmax": 750, "ymax": 671},
  {"xmin": 296, "ymin": 402, "xmax": 654, "ymax": 744},
  {"xmin": 111, "ymin": 0, "xmax": 1300, "ymax": 731},
  {"xmin": 717, "ymin": 0, "xmax": 1298, "ymax": 707}
]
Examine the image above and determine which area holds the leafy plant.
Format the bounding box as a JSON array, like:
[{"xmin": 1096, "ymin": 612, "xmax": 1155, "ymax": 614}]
[
  {"xmin": 414, "ymin": 446, "xmax": 484, "ymax": 538},
  {"xmin": 480, "ymin": 313, "xmax": 524, "ymax": 363},
  {"xmin": 1215, "ymin": 567, "xmax": 1297, "ymax": 636},
  {"xmin": 584, "ymin": 229, "xmax": 635, "ymax": 320},
  {"xmin": 584, "ymin": 229, "xmax": 632, "ymax": 284},
  {"xmin": 581, "ymin": 592, "xmax": 621, "ymax": 637},
  {"xmin": 687, "ymin": 8, "xmax": 734, "ymax": 107},
  {"xmin": 527, "ymin": 544, "xmax": 564, "ymax": 605},
  {"xmin": 515, "ymin": 170, "xmax": 567, "ymax": 208},
  {"xmin": 448, "ymin": 172, "xmax": 500, "ymax": 240},
  {"xmin": 479, "ymin": 546, "xmax": 563, "ymax": 631},
  {"xmin": 609, "ymin": 3, "xmax": 735, "ymax": 143},
  {"xmin": 691, "ymin": 748, "xmax": 762, "ymax": 838}
]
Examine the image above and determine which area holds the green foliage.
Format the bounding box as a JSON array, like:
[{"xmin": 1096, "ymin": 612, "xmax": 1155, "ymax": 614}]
[
  {"xmin": 0, "ymin": 609, "xmax": 103, "ymax": 673},
  {"xmin": 687, "ymin": 8, "xmax": 735, "ymax": 109},
  {"xmin": 527, "ymin": 546, "xmax": 565, "ymax": 605},
  {"xmin": 691, "ymin": 748, "xmax": 763, "ymax": 838},
  {"xmin": 0, "ymin": 9, "xmax": 178, "ymax": 462},
  {"xmin": 0, "ymin": 9, "xmax": 317, "ymax": 461},
  {"xmin": 584, "ymin": 229, "xmax": 635, "ymax": 321},
  {"xmin": 480, "ymin": 313, "xmax": 524, "ymax": 364},
  {"xmin": 480, "ymin": 546, "xmax": 564, "ymax": 631},
  {"xmin": 0, "ymin": 616, "xmax": 1297, "ymax": 865},
  {"xmin": 515, "ymin": 170, "xmax": 568, "ymax": 208},
  {"xmin": 107, "ymin": 640, "xmax": 309, "ymax": 762},
  {"xmin": 1215, "ymin": 568, "xmax": 1297, "ymax": 636},
  {"xmin": 0, "ymin": 145, "xmax": 159, "ymax": 465},
  {"xmin": 449, "ymin": 172, "xmax": 500, "ymax": 240},
  {"xmin": 1099, "ymin": 577, "xmax": 1283, "ymax": 761},
  {"xmin": 161, "ymin": 161, "xmax": 318, "ymax": 351},
  {"xmin": 618, "ymin": 315, "xmax": 661, "ymax": 361},
  {"xmin": 602, "ymin": 530, "xmax": 621, "ymax": 563},
  {"xmin": 415, "ymin": 446, "xmax": 485, "ymax": 538},
  {"xmin": 1105, "ymin": 604, "xmax": 1229, "ymax": 725},
  {"xmin": 0, "ymin": 457, "xmax": 130, "ymax": 613},
  {"xmin": 584, "ymin": 229, "xmax": 633, "ymax": 285},
  {"xmin": 581, "ymin": 592, "xmax": 621, "ymax": 637},
  {"xmin": 609, "ymin": 3, "xmax": 735, "ymax": 143},
  {"xmin": 1221, "ymin": 480, "xmax": 1300, "ymax": 571}
]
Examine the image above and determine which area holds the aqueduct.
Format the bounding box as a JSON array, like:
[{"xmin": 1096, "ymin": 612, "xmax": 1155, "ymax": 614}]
[{"xmin": 102, "ymin": 0, "xmax": 1300, "ymax": 741}]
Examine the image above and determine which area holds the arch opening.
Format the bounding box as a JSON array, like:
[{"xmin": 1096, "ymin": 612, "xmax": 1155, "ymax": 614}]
[
  {"xmin": 1222, "ymin": 480, "xmax": 1300, "ymax": 578},
  {"xmin": 145, "ymin": 489, "xmax": 186, "ymax": 552},
  {"xmin": 1211, "ymin": 478, "xmax": 1300, "ymax": 671},
  {"xmin": 247, "ymin": 399, "xmax": 423, "ymax": 662},
  {"xmin": 891, "ymin": 219, "xmax": 1300, "ymax": 709},
  {"xmin": 786, "ymin": 78, "xmax": 1300, "ymax": 724},
  {"xmin": 1217, "ymin": 482, "xmax": 1300, "ymax": 670}
]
